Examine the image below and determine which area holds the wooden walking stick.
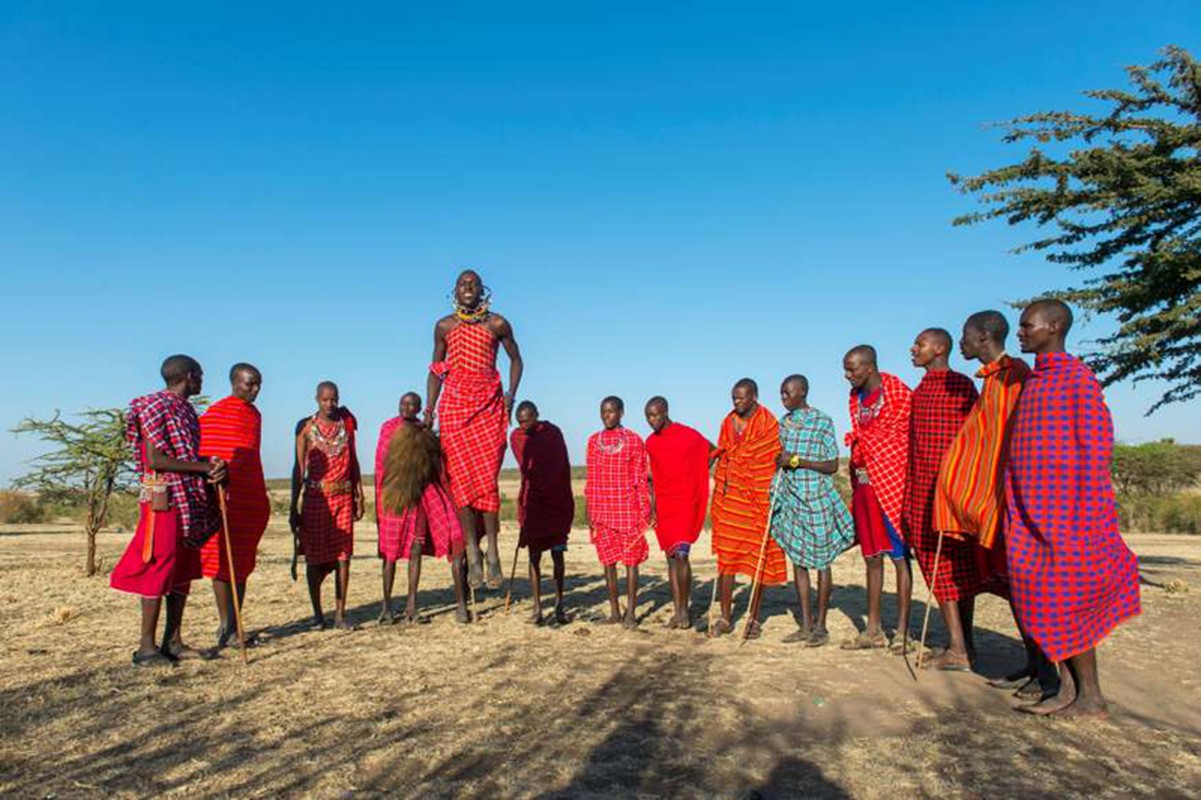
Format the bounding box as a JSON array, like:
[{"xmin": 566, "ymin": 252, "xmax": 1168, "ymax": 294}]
[
  {"xmin": 217, "ymin": 486, "xmax": 249, "ymax": 665},
  {"xmin": 503, "ymin": 538, "xmax": 521, "ymax": 613},
  {"xmin": 740, "ymin": 499, "xmax": 776, "ymax": 645},
  {"xmin": 915, "ymin": 529, "xmax": 945, "ymax": 674}
]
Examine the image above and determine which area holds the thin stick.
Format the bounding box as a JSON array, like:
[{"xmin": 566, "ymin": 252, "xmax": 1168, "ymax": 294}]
[
  {"xmin": 217, "ymin": 487, "xmax": 248, "ymax": 665},
  {"xmin": 740, "ymin": 506, "xmax": 775, "ymax": 645},
  {"xmin": 706, "ymin": 569, "xmax": 720, "ymax": 633},
  {"xmin": 503, "ymin": 539, "xmax": 521, "ymax": 613},
  {"xmin": 916, "ymin": 530, "xmax": 945, "ymax": 674}
]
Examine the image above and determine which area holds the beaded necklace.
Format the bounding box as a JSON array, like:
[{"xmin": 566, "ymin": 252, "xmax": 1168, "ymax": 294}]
[
  {"xmin": 596, "ymin": 428, "xmax": 626, "ymax": 455},
  {"xmin": 451, "ymin": 286, "xmax": 493, "ymax": 324},
  {"xmin": 309, "ymin": 414, "xmax": 348, "ymax": 456}
]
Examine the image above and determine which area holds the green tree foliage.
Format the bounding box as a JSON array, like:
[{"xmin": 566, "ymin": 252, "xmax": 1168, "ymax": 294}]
[
  {"xmin": 1112, "ymin": 439, "xmax": 1201, "ymax": 495},
  {"xmin": 950, "ymin": 46, "xmax": 1201, "ymax": 411},
  {"xmin": 12, "ymin": 409, "xmax": 136, "ymax": 576}
]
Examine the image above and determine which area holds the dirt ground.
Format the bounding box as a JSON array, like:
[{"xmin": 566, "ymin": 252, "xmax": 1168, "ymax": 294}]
[{"xmin": 1, "ymin": 521, "xmax": 1198, "ymax": 799}]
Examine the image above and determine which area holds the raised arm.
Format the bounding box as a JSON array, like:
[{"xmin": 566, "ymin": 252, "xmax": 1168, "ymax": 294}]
[
  {"xmin": 492, "ymin": 314, "xmax": 524, "ymax": 422},
  {"xmin": 424, "ymin": 320, "xmax": 450, "ymax": 427}
]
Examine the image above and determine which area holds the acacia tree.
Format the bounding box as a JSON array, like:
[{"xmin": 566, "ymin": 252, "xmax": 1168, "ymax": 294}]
[
  {"xmin": 950, "ymin": 45, "xmax": 1200, "ymax": 411},
  {"xmin": 12, "ymin": 409, "xmax": 136, "ymax": 576}
]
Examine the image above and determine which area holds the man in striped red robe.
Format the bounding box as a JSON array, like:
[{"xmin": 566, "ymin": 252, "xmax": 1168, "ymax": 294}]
[
  {"xmin": 199, "ymin": 363, "xmax": 270, "ymax": 649},
  {"xmin": 709, "ymin": 378, "xmax": 782, "ymax": 639},
  {"xmin": 1006, "ymin": 300, "xmax": 1139, "ymax": 719},
  {"xmin": 903, "ymin": 330, "xmax": 979, "ymax": 671}
]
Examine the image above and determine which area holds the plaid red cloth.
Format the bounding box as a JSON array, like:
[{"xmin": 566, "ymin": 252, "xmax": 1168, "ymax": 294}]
[
  {"xmin": 845, "ymin": 373, "xmax": 911, "ymax": 534},
  {"xmin": 110, "ymin": 505, "xmax": 201, "ymax": 598},
  {"xmin": 374, "ymin": 416, "xmax": 465, "ymax": 561},
  {"xmin": 1005, "ymin": 352, "xmax": 1141, "ymax": 662},
  {"xmin": 585, "ymin": 427, "xmax": 651, "ymax": 566},
  {"xmin": 431, "ymin": 322, "xmax": 507, "ymax": 513},
  {"xmin": 199, "ymin": 396, "xmax": 270, "ymax": 581},
  {"xmin": 591, "ymin": 523, "xmax": 649, "ymax": 567},
  {"xmin": 126, "ymin": 390, "xmax": 217, "ymax": 546},
  {"xmin": 904, "ymin": 370, "xmax": 979, "ymax": 602},
  {"xmin": 301, "ymin": 412, "xmax": 357, "ymax": 565}
]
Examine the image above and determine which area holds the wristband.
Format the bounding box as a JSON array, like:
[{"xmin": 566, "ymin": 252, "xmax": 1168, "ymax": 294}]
[{"xmin": 789, "ymin": 454, "xmax": 801, "ymax": 469}]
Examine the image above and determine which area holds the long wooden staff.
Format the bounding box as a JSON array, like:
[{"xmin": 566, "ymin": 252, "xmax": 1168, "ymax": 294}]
[
  {"xmin": 503, "ymin": 538, "xmax": 521, "ymax": 613},
  {"xmin": 217, "ymin": 486, "xmax": 249, "ymax": 665},
  {"xmin": 740, "ymin": 493, "xmax": 776, "ymax": 645},
  {"xmin": 916, "ymin": 530, "xmax": 945, "ymax": 674}
]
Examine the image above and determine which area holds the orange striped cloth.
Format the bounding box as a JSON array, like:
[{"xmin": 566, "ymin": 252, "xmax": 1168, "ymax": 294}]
[
  {"xmin": 934, "ymin": 355, "xmax": 1031, "ymax": 548},
  {"xmin": 198, "ymin": 396, "xmax": 270, "ymax": 581},
  {"xmin": 711, "ymin": 405, "xmax": 785, "ymax": 584}
]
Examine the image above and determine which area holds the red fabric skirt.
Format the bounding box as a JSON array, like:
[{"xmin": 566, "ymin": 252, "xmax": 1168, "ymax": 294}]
[
  {"xmin": 200, "ymin": 497, "xmax": 269, "ymax": 582},
  {"xmin": 378, "ymin": 484, "xmax": 465, "ymax": 562},
  {"xmin": 591, "ymin": 523, "xmax": 648, "ymax": 567},
  {"xmin": 852, "ymin": 483, "xmax": 907, "ymax": 560},
  {"xmin": 301, "ymin": 489, "xmax": 354, "ymax": 566},
  {"xmin": 110, "ymin": 504, "xmax": 201, "ymax": 598}
]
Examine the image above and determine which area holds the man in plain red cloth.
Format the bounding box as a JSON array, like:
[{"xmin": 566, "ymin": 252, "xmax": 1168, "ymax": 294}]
[
  {"xmin": 199, "ymin": 363, "xmax": 270, "ymax": 649},
  {"xmin": 112, "ymin": 354, "xmax": 226, "ymax": 667},
  {"xmin": 511, "ymin": 400, "xmax": 575, "ymax": 626},
  {"xmin": 841, "ymin": 345, "xmax": 914, "ymax": 654},
  {"xmin": 644, "ymin": 396, "xmax": 711, "ymax": 630}
]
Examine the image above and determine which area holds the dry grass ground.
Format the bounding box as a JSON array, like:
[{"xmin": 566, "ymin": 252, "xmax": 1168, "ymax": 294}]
[{"xmin": 1, "ymin": 520, "xmax": 1198, "ymax": 799}]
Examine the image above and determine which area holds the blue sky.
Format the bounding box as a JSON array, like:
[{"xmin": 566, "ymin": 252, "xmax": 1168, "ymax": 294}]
[{"xmin": 2, "ymin": 2, "xmax": 1198, "ymax": 483}]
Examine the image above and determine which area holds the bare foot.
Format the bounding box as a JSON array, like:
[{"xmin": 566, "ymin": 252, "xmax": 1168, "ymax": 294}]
[
  {"xmin": 663, "ymin": 616, "xmax": 680, "ymax": 630},
  {"xmin": 1049, "ymin": 698, "xmax": 1110, "ymax": 720},
  {"xmin": 707, "ymin": 618, "xmax": 732, "ymax": 638},
  {"xmin": 467, "ymin": 554, "xmax": 484, "ymax": 590},
  {"xmin": 1017, "ymin": 688, "xmax": 1075, "ymax": 716},
  {"xmin": 598, "ymin": 609, "xmax": 623, "ymax": 625},
  {"xmin": 553, "ymin": 607, "xmax": 569, "ymax": 626},
  {"xmin": 783, "ymin": 626, "xmax": 814, "ymax": 644},
  {"xmin": 455, "ymin": 607, "xmax": 472, "ymax": 624},
  {"xmin": 309, "ymin": 615, "xmax": 327, "ymax": 631},
  {"xmin": 926, "ymin": 649, "xmax": 972, "ymax": 672},
  {"xmin": 485, "ymin": 552, "xmax": 504, "ymax": 589},
  {"xmin": 527, "ymin": 610, "xmax": 545, "ymax": 626},
  {"xmin": 622, "ymin": 608, "xmax": 638, "ymax": 630},
  {"xmin": 334, "ymin": 617, "xmax": 355, "ymax": 631}
]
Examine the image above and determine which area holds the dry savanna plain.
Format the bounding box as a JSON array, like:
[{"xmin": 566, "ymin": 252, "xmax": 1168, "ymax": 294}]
[{"xmin": 2, "ymin": 502, "xmax": 1199, "ymax": 799}]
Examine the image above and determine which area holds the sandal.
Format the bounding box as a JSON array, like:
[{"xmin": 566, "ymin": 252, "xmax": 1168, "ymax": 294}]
[
  {"xmin": 707, "ymin": 618, "xmax": 733, "ymax": 638},
  {"xmin": 782, "ymin": 627, "xmax": 813, "ymax": 644},
  {"xmin": 840, "ymin": 631, "xmax": 888, "ymax": 651},
  {"xmin": 926, "ymin": 649, "xmax": 972, "ymax": 672},
  {"xmin": 743, "ymin": 619, "xmax": 762, "ymax": 640},
  {"xmin": 805, "ymin": 629, "xmax": 830, "ymax": 648},
  {"xmin": 889, "ymin": 636, "xmax": 917, "ymax": 656},
  {"xmin": 132, "ymin": 650, "xmax": 176, "ymax": 668}
]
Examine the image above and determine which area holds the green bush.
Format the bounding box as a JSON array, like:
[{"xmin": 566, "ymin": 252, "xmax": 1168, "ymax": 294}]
[
  {"xmin": 1117, "ymin": 492, "xmax": 1201, "ymax": 534},
  {"xmin": 0, "ymin": 491, "xmax": 45, "ymax": 524}
]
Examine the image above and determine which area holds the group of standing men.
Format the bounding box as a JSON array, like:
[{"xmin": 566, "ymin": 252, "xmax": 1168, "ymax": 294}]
[{"xmin": 109, "ymin": 271, "xmax": 1140, "ymax": 719}]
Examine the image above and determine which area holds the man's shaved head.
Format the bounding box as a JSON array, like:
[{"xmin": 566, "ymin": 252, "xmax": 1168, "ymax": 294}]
[
  {"xmin": 161, "ymin": 354, "xmax": 201, "ymax": 385},
  {"xmin": 1026, "ymin": 299, "xmax": 1074, "ymax": 333},
  {"xmin": 458, "ymin": 268, "xmax": 481, "ymax": 283},
  {"xmin": 781, "ymin": 374, "xmax": 809, "ymax": 396},
  {"xmin": 316, "ymin": 380, "xmax": 339, "ymax": 395},
  {"xmin": 844, "ymin": 344, "xmax": 877, "ymax": 366},
  {"xmin": 645, "ymin": 396, "xmax": 668, "ymax": 414},
  {"xmin": 516, "ymin": 400, "xmax": 539, "ymax": 417},
  {"xmin": 920, "ymin": 328, "xmax": 953, "ymax": 352},
  {"xmin": 601, "ymin": 395, "xmax": 625, "ymax": 411},
  {"xmin": 965, "ymin": 310, "xmax": 1009, "ymax": 345},
  {"xmin": 229, "ymin": 362, "xmax": 261, "ymax": 383},
  {"xmin": 733, "ymin": 378, "xmax": 759, "ymax": 397}
]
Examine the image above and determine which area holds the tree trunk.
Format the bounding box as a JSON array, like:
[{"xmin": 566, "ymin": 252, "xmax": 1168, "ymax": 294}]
[{"xmin": 86, "ymin": 527, "xmax": 97, "ymax": 577}]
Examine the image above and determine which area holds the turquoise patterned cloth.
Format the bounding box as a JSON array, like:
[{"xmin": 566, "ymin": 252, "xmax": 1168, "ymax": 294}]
[{"xmin": 770, "ymin": 407, "xmax": 855, "ymax": 569}]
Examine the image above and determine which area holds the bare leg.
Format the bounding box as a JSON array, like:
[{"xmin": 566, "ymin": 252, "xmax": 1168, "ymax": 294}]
[
  {"xmin": 451, "ymin": 552, "xmax": 470, "ymax": 623},
  {"xmin": 1021, "ymin": 660, "xmax": 1077, "ymax": 715},
  {"xmin": 962, "ymin": 595, "xmax": 977, "ymax": 661},
  {"xmin": 865, "ymin": 555, "xmax": 884, "ymax": 636},
  {"xmin": 551, "ymin": 550, "xmax": 567, "ymax": 624},
  {"xmin": 1050, "ymin": 649, "xmax": 1109, "ymax": 719},
  {"xmin": 623, "ymin": 565, "xmax": 639, "ymax": 629},
  {"xmin": 482, "ymin": 511, "xmax": 503, "ymax": 588},
  {"xmin": 680, "ymin": 556, "xmax": 693, "ymax": 623},
  {"xmin": 406, "ymin": 540, "xmax": 422, "ymax": 620},
  {"xmin": 941, "ymin": 599, "xmax": 968, "ymax": 657},
  {"xmin": 138, "ymin": 597, "xmax": 163, "ymax": 658},
  {"xmin": 719, "ymin": 573, "xmax": 735, "ymax": 623},
  {"xmin": 795, "ymin": 566, "xmax": 814, "ymax": 631},
  {"xmin": 458, "ymin": 507, "xmax": 484, "ymax": 589},
  {"xmin": 815, "ymin": 567, "xmax": 833, "ymax": 632},
  {"xmin": 380, "ymin": 560, "xmax": 397, "ymax": 622},
  {"xmin": 664, "ymin": 558, "xmax": 680, "ymax": 627},
  {"xmin": 528, "ymin": 549, "xmax": 544, "ymax": 624},
  {"xmin": 163, "ymin": 591, "xmax": 206, "ymax": 658},
  {"xmin": 603, "ymin": 564, "xmax": 621, "ymax": 622},
  {"xmin": 333, "ymin": 560, "xmax": 351, "ymax": 629},
  {"xmin": 893, "ymin": 557, "xmax": 913, "ymax": 644},
  {"xmin": 212, "ymin": 579, "xmax": 233, "ymax": 641},
  {"xmin": 306, "ymin": 563, "xmax": 326, "ymax": 628}
]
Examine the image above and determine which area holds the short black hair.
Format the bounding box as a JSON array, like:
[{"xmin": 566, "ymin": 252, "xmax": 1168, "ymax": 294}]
[
  {"xmin": 601, "ymin": 396, "xmax": 624, "ymax": 411},
  {"xmin": 1026, "ymin": 298, "xmax": 1074, "ymax": 334},
  {"xmin": 845, "ymin": 345, "xmax": 877, "ymax": 365},
  {"xmin": 733, "ymin": 377, "xmax": 758, "ymax": 397},
  {"xmin": 401, "ymin": 391, "xmax": 422, "ymax": 407},
  {"xmin": 920, "ymin": 328, "xmax": 954, "ymax": 352},
  {"xmin": 645, "ymin": 396, "xmax": 669, "ymax": 413},
  {"xmin": 781, "ymin": 374, "xmax": 809, "ymax": 395},
  {"xmin": 229, "ymin": 362, "xmax": 261, "ymax": 383},
  {"xmin": 316, "ymin": 380, "xmax": 339, "ymax": 395},
  {"xmin": 161, "ymin": 354, "xmax": 200, "ymax": 385},
  {"xmin": 965, "ymin": 310, "xmax": 1009, "ymax": 345},
  {"xmin": 516, "ymin": 400, "xmax": 538, "ymax": 416}
]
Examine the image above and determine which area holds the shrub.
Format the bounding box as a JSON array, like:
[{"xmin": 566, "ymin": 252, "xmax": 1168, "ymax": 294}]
[
  {"xmin": 1117, "ymin": 493, "xmax": 1201, "ymax": 534},
  {"xmin": 0, "ymin": 491, "xmax": 45, "ymax": 524}
]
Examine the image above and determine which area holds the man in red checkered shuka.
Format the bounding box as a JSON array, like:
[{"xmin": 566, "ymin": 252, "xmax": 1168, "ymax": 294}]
[{"xmin": 425, "ymin": 270, "xmax": 524, "ymax": 594}]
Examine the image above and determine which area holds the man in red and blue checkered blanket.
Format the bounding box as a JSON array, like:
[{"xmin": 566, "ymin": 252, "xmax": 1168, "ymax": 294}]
[{"xmin": 1006, "ymin": 300, "xmax": 1140, "ymax": 719}]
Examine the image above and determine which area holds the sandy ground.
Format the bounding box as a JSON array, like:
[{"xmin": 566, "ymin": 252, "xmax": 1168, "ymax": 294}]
[{"xmin": 1, "ymin": 521, "xmax": 1198, "ymax": 799}]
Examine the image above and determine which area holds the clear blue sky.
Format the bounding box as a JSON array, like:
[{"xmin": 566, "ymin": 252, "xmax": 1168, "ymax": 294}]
[{"xmin": 3, "ymin": 2, "xmax": 1198, "ymax": 483}]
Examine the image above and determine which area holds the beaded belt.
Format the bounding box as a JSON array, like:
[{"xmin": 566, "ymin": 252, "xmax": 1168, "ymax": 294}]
[
  {"xmin": 306, "ymin": 479, "xmax": 353, "ymax": 495},
  {"xmin": 854, "ymin": 468, "xmax": 871, "ymax": 486}
]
